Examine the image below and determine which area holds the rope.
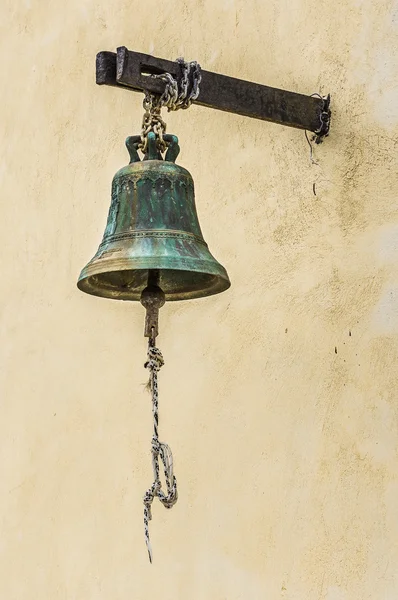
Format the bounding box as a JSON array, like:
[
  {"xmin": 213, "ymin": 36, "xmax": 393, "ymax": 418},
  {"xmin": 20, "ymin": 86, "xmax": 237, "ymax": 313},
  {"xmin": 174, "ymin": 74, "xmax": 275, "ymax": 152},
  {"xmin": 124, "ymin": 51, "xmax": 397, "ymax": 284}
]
[
  {"xmin": 305, "ymin": 129, "xmax": 319, "ymax": 166},
  {"xmin": 143, "ymin": 343, "xmax": 178, "ymax": 563}
]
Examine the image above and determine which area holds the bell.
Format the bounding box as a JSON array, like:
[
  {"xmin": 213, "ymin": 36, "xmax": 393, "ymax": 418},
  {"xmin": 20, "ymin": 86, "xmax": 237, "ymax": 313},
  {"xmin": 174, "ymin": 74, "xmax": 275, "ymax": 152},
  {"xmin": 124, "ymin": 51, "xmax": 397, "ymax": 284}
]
[{"xmin": 77, "ymin": 132, "xmax": 230, "ymax": 301}]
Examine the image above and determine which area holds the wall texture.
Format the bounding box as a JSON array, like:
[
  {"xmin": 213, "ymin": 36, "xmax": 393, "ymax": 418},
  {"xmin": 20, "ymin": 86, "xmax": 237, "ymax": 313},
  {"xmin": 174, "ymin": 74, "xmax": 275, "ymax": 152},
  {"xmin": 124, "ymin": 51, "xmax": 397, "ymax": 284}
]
[{"xmin": 1, "ymin": 0, "xmax": 398, "ymax": 598}]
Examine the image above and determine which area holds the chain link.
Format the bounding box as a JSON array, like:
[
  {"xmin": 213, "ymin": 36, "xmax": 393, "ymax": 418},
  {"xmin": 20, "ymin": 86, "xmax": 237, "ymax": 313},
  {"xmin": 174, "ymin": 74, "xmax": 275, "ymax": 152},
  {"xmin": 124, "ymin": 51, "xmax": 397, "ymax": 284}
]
[
  {"xmin": 140, "ymin": 92, "xmax": 168, "ymax": 153},
  {"xmin": 138, "ymin": 58, "xmax": 202, "ymax": 154}
]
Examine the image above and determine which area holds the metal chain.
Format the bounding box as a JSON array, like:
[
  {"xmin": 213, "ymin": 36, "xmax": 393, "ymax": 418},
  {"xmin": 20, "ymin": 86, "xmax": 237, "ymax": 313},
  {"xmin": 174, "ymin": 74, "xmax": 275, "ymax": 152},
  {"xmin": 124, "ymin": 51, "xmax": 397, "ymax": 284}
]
[
  {"xmin": 157, "ymin": 58, "xmax": 202, "ymax": 111},
  {"xmin": 143, "ymin": 343, "xmax": 178, "ymax": 563},
  {"xmin": 139, "ymin": 58, "xmax": 202, "ymax": 154},
  {"xmin": 140, "ymin": 92, "xmax": 168, "ymax": 153}
]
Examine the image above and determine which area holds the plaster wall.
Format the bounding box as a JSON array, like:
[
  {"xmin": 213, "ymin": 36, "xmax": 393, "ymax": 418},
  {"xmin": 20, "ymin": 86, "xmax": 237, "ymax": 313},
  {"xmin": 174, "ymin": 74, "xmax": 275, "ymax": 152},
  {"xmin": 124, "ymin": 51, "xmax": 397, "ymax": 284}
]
[{"xmin": 1, "ymin": 0, "xmax": 398, "ymax": 598}]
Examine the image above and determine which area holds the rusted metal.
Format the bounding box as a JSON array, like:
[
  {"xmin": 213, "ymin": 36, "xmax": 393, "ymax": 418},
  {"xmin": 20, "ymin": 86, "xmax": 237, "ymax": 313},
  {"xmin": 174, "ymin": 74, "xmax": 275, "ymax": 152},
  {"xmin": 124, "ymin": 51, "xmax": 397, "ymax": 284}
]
[
  {"xmin": 96, "ymin": 47, "xmax": 331, "ymax": 137},
  {"xmin": 140, "ymin": 274, "xmax": 165, "ymax": 341}
]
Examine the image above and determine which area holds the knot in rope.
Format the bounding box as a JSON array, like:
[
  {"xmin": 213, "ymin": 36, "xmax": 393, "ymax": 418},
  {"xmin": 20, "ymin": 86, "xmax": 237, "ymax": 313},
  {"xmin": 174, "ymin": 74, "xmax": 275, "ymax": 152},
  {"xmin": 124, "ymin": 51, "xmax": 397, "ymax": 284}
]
[
  {"xmin": 143, "ymin": 343, "xmax": 178, "ymax": 563},
  {"xmin": 144, "ymin": 346, "xmax": 164, "ymax": 374}
]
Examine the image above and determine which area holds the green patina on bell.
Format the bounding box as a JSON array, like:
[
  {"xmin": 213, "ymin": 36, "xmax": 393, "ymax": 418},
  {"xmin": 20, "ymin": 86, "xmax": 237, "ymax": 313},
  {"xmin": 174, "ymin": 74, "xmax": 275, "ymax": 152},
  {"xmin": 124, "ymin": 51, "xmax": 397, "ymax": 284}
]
[{"xmin": 77, "ymin": 132, "xmax": 230, "ymax": 301}]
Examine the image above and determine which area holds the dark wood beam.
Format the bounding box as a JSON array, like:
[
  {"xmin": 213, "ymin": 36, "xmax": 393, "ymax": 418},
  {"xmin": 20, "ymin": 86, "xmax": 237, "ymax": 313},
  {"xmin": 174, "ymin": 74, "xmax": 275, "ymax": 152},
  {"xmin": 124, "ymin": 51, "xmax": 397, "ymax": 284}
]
[{"xmin": 96, "ymin": 47, "xmax": 330, "ymax": 139}]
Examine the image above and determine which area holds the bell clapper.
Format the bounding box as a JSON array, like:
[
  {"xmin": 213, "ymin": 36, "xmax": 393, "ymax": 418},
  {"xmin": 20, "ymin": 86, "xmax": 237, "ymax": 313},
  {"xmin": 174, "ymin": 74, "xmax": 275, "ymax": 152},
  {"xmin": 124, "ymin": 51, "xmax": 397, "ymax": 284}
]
[{"xmin": 140, "ymin": 271, "xmax": 166, "ymax": 343}]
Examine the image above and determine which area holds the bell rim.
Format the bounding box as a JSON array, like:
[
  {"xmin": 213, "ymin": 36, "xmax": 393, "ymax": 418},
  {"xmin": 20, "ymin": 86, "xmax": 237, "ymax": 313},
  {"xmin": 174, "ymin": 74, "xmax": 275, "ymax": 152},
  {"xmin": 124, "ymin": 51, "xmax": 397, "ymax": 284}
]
[{"xmin": 77, "ymin": 258, "xmax": 230, "ymax": 302}]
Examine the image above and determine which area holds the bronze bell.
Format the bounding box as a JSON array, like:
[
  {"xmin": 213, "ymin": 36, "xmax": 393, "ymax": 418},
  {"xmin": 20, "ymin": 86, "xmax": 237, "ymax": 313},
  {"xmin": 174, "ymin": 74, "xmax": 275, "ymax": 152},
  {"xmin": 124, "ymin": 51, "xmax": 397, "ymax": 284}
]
[{"xmin": 77, "ymin": 132, "xmax": 230, "ymax": 301}]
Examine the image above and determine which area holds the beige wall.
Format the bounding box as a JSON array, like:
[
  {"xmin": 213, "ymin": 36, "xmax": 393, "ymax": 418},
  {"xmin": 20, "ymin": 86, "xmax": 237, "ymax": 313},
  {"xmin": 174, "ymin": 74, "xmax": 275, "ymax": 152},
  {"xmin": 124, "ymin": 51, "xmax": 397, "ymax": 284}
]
[{"xmin": 1, "ymin": 0, "xmax": 398, "ymax": 598}]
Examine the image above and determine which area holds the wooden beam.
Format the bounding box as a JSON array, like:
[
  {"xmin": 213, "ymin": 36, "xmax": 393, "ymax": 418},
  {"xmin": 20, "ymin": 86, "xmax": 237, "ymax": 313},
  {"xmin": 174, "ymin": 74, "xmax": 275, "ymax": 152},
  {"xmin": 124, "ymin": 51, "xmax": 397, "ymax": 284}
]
[{"xmin": 96, "ymin": 47, "xmax": 330, "ymax": 138}]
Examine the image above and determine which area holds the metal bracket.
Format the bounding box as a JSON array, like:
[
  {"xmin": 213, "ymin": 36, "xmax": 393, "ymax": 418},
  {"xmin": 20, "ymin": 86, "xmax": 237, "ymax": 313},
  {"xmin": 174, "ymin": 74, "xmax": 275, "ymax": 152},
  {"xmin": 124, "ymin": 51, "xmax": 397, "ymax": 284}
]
[{"xmin": 96, "ymin": 46, "xmax": 331, "ymax": 139}]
